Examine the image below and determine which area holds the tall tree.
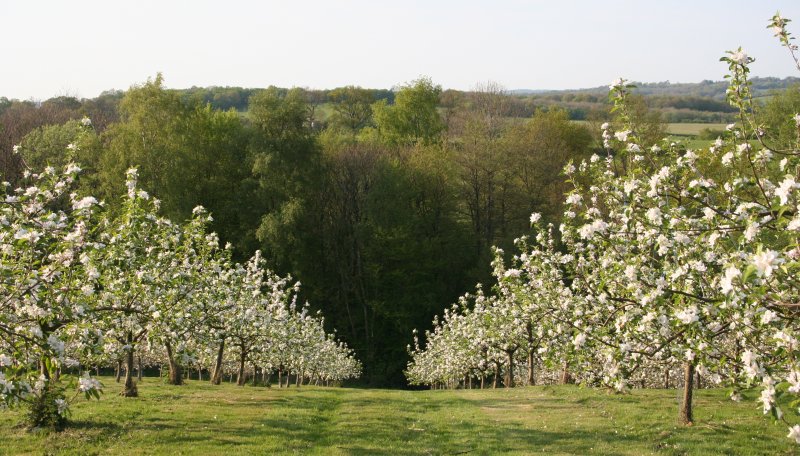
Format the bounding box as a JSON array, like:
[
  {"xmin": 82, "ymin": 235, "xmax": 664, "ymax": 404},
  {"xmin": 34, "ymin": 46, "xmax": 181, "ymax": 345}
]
[
  {"xmin": 372, "ymin": 77, "xmax": 444, "ymax": 146},
  {"xmin": 100, "ymin": 74, "xmax": 251, "ymax": 250},
  {"xmin": 328, "ymin": 86, "xmax": 375, "ymax": 134},
  {"xmin": 249, "ymin": 87, "xmax": 321, "ymax": 270}
]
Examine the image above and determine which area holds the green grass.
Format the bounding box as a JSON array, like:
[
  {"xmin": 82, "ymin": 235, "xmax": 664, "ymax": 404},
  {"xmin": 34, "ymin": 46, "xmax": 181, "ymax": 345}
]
[
  {"xmin": 665, "ymin": 123, "xmax": 727, "ymax": 136},
  {"xmin": 0, "ymin": 378, "xmax": 797, "ymax": 455},
  {"xmin": 666, "ymin": 136, "xmax": 715, "ymax": 151}
]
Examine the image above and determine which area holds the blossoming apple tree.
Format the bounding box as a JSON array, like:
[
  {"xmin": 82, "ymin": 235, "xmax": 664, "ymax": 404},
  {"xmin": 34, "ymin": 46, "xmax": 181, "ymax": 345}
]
[
  {"xmin": 408, "ymin": 12, "xmax": 800, "ymax": 444},
  {"xmin": 0, "ymin": 163, "xmax": 103, "ymax": 426}
]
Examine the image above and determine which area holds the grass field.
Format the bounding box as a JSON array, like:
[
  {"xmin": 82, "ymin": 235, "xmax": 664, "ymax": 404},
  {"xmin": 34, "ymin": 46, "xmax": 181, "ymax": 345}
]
[
  {"xmin": 570, "ymin": 121, "xmax": 728, "ymax": 138},
  {"xmin": 0, "ymin": 378, "xmax": 797, "ymax": 455},
  {"xmin": 665, "ymin": 123, "xmax": 728, "ymax": 136}
]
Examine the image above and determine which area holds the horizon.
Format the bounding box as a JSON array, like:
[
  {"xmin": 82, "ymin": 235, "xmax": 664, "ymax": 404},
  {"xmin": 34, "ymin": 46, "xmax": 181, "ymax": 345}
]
[
  {"xmin": 6, "ymin": 74, "xmax": 800, "ymax": 102},
  {"xmin": 3, "ymin": 0, "xmax": 800, "ymax": 100}
]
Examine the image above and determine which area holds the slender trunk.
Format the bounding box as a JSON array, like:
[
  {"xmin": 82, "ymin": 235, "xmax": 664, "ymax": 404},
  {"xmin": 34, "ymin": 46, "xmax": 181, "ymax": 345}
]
[
  {"xmin": 492, "ymin": 363, "xmax": 499, "ymax": 389},
  {"xmin": 527, "ymin": 349, "xmax": 536, "ymax": 386},
  {"xmin": 480, "ymin": 374, "xmax": 485, "ymax": 389},
  {"xmin": 664, "ymin": 368, "xmax": 670, "ymax": 389},
  {"xmin": 734, "ymin": 341, "xmax": 742, "ymax": 377},
  {"xmin": 526, "ymin": 323, "xmax": 536, "ymax": 386},
  {"xmin": 122, "ymin": 333, "xmax": 137, "ymax": 397},
  {"xmin": 165, "ymin": 341, "xmax": 183, "ymax": 386},
  {"xmin": 211, "ymin": 338, "xmax": 225, "ymax": 385},
  {"xmin": 137, "ymin": 355, "xmax": 143, "ymax": 381},
  {"xmin": 560, "ymin": 361, "xmax": 571, "ymax": 385},
  {"xmin": 505, "ymin": 350, "xmax": 515, "ymax": 388},
  {"xmin": 115, "ymin": 359, "xmax": 122, "ymax": 383},
  {"xmin": 39, "ymin": 356, "xmax": 51, "ymax": 380},
  {"xmin": 236, "ymin": 348, "xmax": 247, "ymax": 386},
  {"xmin": 680, "ymin": 361, "xmax": 695, "ymax": 425},
  {"xmin": 278, "ymin": 368, "xmax": 283, "ymax": 388}
]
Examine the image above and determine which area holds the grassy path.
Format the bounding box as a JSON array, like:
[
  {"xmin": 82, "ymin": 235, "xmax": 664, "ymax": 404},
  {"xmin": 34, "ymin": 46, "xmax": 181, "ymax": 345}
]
[{"xmin": 0, "ymin": 378, "xmax": 797, "ymax": 455}]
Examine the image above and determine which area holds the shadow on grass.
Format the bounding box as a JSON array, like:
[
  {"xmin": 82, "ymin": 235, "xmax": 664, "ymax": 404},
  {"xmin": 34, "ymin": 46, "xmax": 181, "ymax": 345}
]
[
  {"xmin": 254, "ymin": 392, "xmax": 638, "ymax": 455},
  {"xmin": 17, "ymin": 386, "xmax": 786, "ymax": 455}
]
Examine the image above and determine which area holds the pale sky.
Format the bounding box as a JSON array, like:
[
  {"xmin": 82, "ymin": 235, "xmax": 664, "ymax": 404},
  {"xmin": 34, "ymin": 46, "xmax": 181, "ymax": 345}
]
[{"xmin": 3, "ymin": 0, "xmax": 800, "ymax": 100}]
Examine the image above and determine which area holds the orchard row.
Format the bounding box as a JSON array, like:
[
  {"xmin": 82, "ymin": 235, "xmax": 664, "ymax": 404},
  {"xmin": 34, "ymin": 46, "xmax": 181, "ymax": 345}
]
[
  {"xmin": 407, "ymin": 13, "xmax": 800, "ymax": 444},
  {"xmin": 0, "ymin": 160, "xmax": 360, "ymax": 428}
]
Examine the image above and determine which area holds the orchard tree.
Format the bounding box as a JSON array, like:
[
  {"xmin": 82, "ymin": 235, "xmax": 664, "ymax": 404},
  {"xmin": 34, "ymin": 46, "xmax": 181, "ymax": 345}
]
[
  {"xmin": 93, "ymin": 169, "xmax": 219, "ymax": 395},
  {"xmin": 0, "ymin": 161, "xmax": 103, "ymax": 428}
]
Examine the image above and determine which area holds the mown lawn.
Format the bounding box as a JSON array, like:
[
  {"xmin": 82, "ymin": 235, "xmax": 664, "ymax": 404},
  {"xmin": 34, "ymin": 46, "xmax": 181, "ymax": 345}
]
[{"xmin": 0, "ymin": 378, "xmax": 796, "ymax": 455}]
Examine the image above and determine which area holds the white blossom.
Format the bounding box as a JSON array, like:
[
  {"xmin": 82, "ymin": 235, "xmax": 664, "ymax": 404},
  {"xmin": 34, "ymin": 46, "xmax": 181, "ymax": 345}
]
[{"xmin": 752, "ymin": 249, "xmax": 782, "ymax": 278}]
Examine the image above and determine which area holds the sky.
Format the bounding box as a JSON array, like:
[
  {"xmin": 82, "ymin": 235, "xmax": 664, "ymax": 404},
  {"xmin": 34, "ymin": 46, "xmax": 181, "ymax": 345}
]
[{"xmin": 3, "ymin": 0, "xmax": 800, "ymax": 100}]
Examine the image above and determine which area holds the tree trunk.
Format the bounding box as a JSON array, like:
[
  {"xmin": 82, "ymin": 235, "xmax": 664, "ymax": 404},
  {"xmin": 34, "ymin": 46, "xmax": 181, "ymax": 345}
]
[
  {"xmin": 492, "ymin": 363, "xmax": 499, "ymax": 389},
  {"xmin": 165, "ymin": 341, "xmax": 183, "ymax": 386},
  {"xmin": 680, "ymin": 361, "xmax": 695, "ymax": 425},
  {"xmin": 115, "ymin": 359, "xmax": 122, "ymax": 383},
  {"xmin": 526, "ymin": 323, "xmax": 536, "ymax": 386},
  {"xmin": 527, "ymin": 349, "xmax": 536, "ymax": 386},
  {"xmin": 505, "ymin": 350, "xmax": 515, "ymax": 388},
  {"xmin": 278, "ymin": 368, "xmax": 283, "ymax": 388},
  {"xmin": 664, "ymin": 369, "xmax": 670, "ymax": 389},
  {"xmin": 560, "ymin": 361, "xmax": 571, "ymax": 384},
  {"xmin": 211, "ymin": 339, "xmax": 225, "ymax": 385},
  {"xmin": 236, "ymin": 349, "xmax": 247, "ymax": 386},
  {"xmin": 137, "ymin": 355, "xmax": 143, "ymax": 381},
  {"xmin": 122, "ymin": 333, "xmax": 137, "ymax": 397},
  {"xmin": 39, "ymin": 356, "xmax": 51, "ymax": 380}
]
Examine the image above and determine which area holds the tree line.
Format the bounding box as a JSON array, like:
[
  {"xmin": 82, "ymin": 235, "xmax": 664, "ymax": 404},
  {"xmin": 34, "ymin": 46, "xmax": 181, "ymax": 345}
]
[{"xmin": 0, "ymin": 75, "xmax": 603, "ymax": 385}]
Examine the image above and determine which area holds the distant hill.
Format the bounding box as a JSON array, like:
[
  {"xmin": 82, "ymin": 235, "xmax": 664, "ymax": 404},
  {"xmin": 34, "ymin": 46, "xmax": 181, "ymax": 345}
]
[{"xmin": 513, "ymin": 76, "xmax": 800, "ymax": 100}]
